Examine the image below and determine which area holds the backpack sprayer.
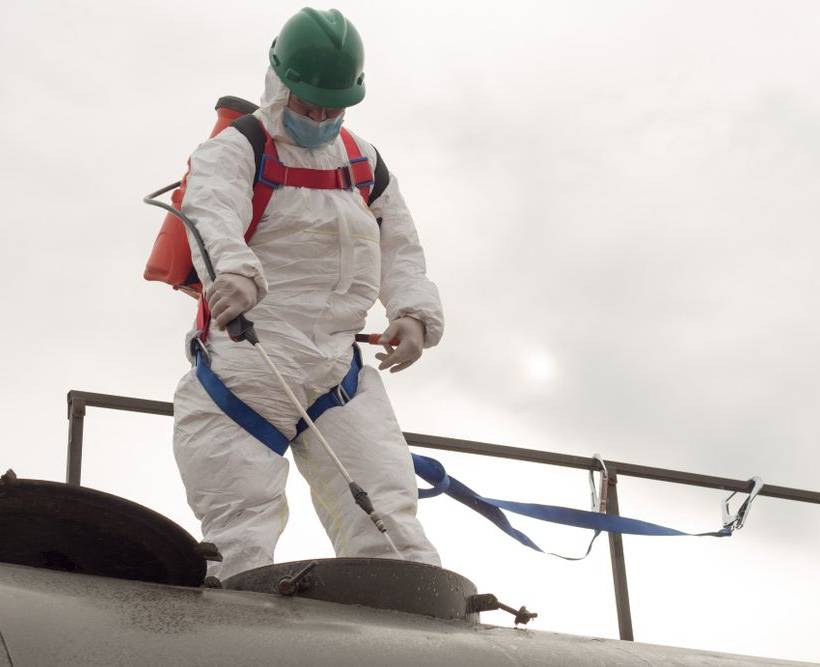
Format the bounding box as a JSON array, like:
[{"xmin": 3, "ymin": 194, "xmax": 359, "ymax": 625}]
[{"xmin": 144, "ymin": 182, "xmax": 404, "ymax": 560}]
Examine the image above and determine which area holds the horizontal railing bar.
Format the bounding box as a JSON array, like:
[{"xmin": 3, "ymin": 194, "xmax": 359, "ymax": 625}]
[
  {"xmin": 404, "ymin": 433, "xmax": 820, "ymax": 505},
  {"xmin": 405, "ymin": 433, "xmax": 820, "ymax": 505},
  {"xmin": 66, "ymin": 390, "xmax": 820, "ymax": 506},
  {"xmin": 68, "ymin": 390, "xmax": 173, "ymax": 417}
]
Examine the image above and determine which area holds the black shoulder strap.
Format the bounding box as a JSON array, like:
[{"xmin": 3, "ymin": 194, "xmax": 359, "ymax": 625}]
[
  {"xmin": 231, "ymin": 114, "xmax": 267, "ymax": 183},
  {"xmin": 368, "ymin": 145, "xmax": 389, "ymax": 206}
]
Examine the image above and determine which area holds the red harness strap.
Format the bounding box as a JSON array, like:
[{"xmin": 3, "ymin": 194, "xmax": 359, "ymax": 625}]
[
  {"xmin": 196, "ymin": 123, "xmax": 374, "ymax": 342},
  {"xmin": 257, "ymin": 127, "xmax": 373, "ymax": 203},
  {"xmin": 340, "ymin": 128, "xmax": 375, "ymax": 203}
]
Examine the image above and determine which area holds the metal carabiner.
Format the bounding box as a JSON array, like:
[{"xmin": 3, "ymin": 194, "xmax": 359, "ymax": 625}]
[
  {"xmin": 721, "ymin": 476, "xmax": 764, "ymax": 530},
  {"xmin": 589, "ymin": 453, "xmax": 609, "ymax": 513}
]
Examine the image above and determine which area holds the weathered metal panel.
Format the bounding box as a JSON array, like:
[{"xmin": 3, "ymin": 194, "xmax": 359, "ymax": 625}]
[{"xmin": 0, "ymin": 563, "xmax": 813, "ymax": 667}]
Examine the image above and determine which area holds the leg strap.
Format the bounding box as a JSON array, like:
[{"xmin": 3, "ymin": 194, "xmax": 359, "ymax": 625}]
[
  {"xmin": 193, "ymin": 344, "xmax": 362, "ymax": 457},
  {"xmin": 296, "ymin": 346, "xmax": 362, "ymax": 436}
]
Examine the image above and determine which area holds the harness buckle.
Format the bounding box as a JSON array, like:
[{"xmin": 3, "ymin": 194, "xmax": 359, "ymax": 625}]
[
  {"xmin": 337, "ymin": 165, "xmax": 353, "ymax": 190},
  {"xmin": 335, "ymin": 384, "xmax": 353, "ymax": 406},
  {"xmin": 257, "ymin": 155, "xmax": 284, "ymax": 189},
  {"xmin": 190, "ymin": 335, "xmax": 211, "ymax": 367}
]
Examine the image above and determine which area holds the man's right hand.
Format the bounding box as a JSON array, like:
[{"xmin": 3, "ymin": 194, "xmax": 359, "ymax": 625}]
[{"xmin": 206, "ymin": 273, "xmax": 259, "ymax": 330}]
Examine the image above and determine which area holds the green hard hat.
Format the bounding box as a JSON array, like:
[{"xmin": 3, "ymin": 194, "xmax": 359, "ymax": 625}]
[{"xmin": 270, "ymin": 8, "xmax": 365, "ymax": 109}]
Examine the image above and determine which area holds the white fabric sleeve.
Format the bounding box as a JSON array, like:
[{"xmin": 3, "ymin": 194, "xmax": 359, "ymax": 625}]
[
  {"xmin": 181, "ymin": 127, "xmax": 268, "ymax": 300},
  {"xmin": 371, "ymin": 174, "xmax": 444, "ymax": 348}
]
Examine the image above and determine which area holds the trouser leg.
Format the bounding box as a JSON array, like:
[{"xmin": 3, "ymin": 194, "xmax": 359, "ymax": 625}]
[
  {"xmin": 292, "ymin": 365, "xmax": 440, "ymax": 566},
  {"xmin": 173, "ymin": 369, "xmax": 290, "ymax": 581}
]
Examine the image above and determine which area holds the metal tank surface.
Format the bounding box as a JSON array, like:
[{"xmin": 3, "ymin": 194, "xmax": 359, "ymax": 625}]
[{"xmin": 0, "ymin": 563, "xmax": 813, "ymax": 667}]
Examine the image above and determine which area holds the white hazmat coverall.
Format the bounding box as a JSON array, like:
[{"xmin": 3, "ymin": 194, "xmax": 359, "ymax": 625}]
[{"xmin": 173, "ymin": 68, "xmax": 443, "ymax": 580}]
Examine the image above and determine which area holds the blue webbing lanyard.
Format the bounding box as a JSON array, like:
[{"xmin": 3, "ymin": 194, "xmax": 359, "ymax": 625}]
[{"xmin": 411, "ymin": 454, "xmax": 733, "ymax": 555}]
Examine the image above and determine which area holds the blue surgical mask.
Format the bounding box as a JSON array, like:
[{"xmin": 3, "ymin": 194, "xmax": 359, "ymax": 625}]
[{"xmin": 283, "ymin": 107, "xmax": 345, "ymax": 149}]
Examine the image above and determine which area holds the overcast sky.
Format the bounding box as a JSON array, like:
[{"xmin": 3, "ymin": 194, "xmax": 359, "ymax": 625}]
[{"xmin": 1, "ymin": 1, "xmax": 819, "ymax": 663}]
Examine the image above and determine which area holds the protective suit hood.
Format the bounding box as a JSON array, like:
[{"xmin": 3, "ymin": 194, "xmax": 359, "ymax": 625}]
[{"xmin": 256, "ymin": 66, "xmax": 299, "ymax": 145}]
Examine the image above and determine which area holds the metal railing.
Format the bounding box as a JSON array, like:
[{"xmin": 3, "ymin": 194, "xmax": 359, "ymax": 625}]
[{"xmin": 65, "ymin": 389, "xmax": 820, "ymax": 641}]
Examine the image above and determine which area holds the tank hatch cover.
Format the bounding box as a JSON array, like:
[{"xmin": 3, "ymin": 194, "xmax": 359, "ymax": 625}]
[
  {"xmin": 0, "ymin": 475, "xmax": 206, "ymax": 586},
  {"xmin": 223, "ymin": 558, "xmax": 480, "ymax": 622}
]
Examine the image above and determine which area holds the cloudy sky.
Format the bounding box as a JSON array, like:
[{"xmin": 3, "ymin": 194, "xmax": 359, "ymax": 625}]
[{"xmin": 1, "ymin": 1, "xmax": 819, "ymax": 662}]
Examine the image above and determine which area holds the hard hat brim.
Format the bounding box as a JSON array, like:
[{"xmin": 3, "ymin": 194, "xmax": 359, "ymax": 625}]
[{"xmin": 274, "ymin": 69, "xmax": 366, "ymax": 109}]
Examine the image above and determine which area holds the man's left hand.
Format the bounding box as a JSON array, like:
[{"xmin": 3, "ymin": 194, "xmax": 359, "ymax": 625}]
[{"xmin": 375, "ymin": 317, "xmax": 426, "ymax": 373}]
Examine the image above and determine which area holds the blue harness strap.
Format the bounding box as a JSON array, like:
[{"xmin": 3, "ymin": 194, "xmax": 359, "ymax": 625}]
[
  {"xmin": 194, "ymin": 343, "xmax": 732, "ymax": 555},
  {"xmin": 411, "ymin": 454, "xmax": 731, "ymax": 554},
  {"xmin": 194, "ymin": 344, "xmax": 362, "ymax": 457},
  {"xmin": 296, "ymin": 346, "xmax": 362, "ymax": 435}
]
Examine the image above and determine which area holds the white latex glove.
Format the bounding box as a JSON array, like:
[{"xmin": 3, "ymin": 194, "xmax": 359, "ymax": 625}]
[
  {"xmin": 375, "ymin": 317, "xmax": 426, "ymax": 373},
  {"xmin": 205, "ymin": 273, "xmax": 260, "ymax": 330}
]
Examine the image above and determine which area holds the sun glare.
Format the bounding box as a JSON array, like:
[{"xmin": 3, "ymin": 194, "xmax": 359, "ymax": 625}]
[{"xmin": 525, "ymin": 350, "xmax": 558, "ymax": 384}]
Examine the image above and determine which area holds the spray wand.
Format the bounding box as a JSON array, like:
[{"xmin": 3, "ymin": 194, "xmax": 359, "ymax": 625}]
[{"xmin": 144, "ymin": 182, "xmax": 404, "ymax": 559}]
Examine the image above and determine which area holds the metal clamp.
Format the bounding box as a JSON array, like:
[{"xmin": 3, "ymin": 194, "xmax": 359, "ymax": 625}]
[
  {"xmin": 467, "ymin": 593, "xmax": 538, "ymax": 626},
  {"xmin": 277, "ymin": 560, "xmax": 318, "ymax": 596}
]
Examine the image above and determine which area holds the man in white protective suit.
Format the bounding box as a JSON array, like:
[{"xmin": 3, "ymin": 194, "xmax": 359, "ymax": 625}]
[{"xmin": 172, "ymin": 8, "xmax": 443, "ymax": 581}]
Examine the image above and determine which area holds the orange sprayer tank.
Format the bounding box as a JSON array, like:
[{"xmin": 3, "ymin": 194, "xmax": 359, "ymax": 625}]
[{"xmin": 143, "ymin": 96, "xmax": 260, "ymax": 295}]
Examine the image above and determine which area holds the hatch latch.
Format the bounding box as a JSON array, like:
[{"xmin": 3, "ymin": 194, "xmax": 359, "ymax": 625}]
[{"xmin": 467, "ymin": 593, "xmax": 538, "ymax": 625}]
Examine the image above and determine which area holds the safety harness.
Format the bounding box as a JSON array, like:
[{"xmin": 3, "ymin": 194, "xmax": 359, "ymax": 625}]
[
  {"xmin": 195, "ymin": 116, "xmax": 380, "ymax": 343},
  {"xmin": 185, "ymin": 111, "xmax": 763, "ymax": 559}
]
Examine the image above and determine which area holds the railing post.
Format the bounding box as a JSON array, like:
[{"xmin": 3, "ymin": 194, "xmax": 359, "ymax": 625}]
[
  {"xmin": 66, "ymin": 394, "xmax": 86, "ymax": 486},
  {"xmin": 607, "ymin": 470, "xmax": 634, "ymax": 641}
]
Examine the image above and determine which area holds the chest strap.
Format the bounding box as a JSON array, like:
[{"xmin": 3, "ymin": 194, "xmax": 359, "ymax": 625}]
[{"xmin": 257, "ymin": 127, "xmax": 374, "ymax": 203}]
